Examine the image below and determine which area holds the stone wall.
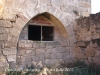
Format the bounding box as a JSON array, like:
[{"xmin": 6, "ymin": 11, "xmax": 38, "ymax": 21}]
[
  {"xmin": 0, "ymin": 0, "xmax": 91, "ymax": 70},
  {"xmin": 74, "ymin": 12, "xmax": 100, "ymax": 65},
  {"xmin": 17, "ymin": 15, "xmax": 72, "ymax": 68},
  {"xmin": 17, "ymin": 40, "xmax": 71, "ymax": 68}
]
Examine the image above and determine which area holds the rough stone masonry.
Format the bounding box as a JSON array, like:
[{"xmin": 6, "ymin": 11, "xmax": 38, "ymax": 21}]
[
  {"xmin": 74, "ymin": 12, "xmax": 100, "ymax": 65},
  {"xmin": 0, "ymin": 0, "xmax": 91, "ymax": 70}
]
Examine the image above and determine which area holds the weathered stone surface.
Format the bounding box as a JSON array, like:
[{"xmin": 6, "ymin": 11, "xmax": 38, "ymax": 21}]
[
  {"xmin": 0, "ymin": 56, "xmax": 9, "ymax": 70},
  {"xmin": 0, "ymin": 0, "xmax": 4, "ymax": 15},
  {"xmin": 86, "ymin": 46, "xmax": 95, "ymax": 57},
  {"xmin": 88, "ymin": 57, "xmax": 92, "ymax": 63},
  {"xmin": 25, "ymin": 43, "xmax": 32, "ymax": 48},
  {"xmin": 17, "ymin": 50, "xmax": 26, "ymax": 56},
  {"xmin": 7, "ymin": 55, "xmax": 16, "ymax": 62},
  {"xmin": 4, "ymin": 42, "xmax": 16, "ymax": 48},
  {"xmin": 56, "ymin": 47, "xmax": 66, "ymax": 53},
  {"xmin": 0, "ymin": 34, "xmax": 8, "ymax": 41},
  {"xmin": 3, "ymin": 48, "xmax": 16, "ymax": 55},
  {"xmin": 26, "ymin": 50, "xmax": 35, "ymax": 55},
  {"xmin": 46, "ymin": 49, "xmax": 52, "ymax": 54},
  {"xmin": 36, "ymin": 49, "xmax": 45, "ymax": 55},
  {"xmin": 76, "ymin": 42, "xmax": 86, "ymax": 47},
  {"xmin": 73, "ymin": 46, "xmax": 82, "ymax": 53},
  {"xmin": 0, "ymin": 20, "xmax": 12, "ymax": 27},
  {"xmin": 0, "ymin": 15, "xmax": 3, "ymax": 20},
  {"xmin": 93, "ymin": 43, "xmax": 98, "ymax": 48},
  {"xmin": 93, "ymin": 57, "xmax": 100, "ymax": 64},
  {"xmin": 56, "ymin": 53, "xmax": 62, "ymax": 59},
  {"xmin": 40, "ymin": 54, "xmax": 44, "ymax": 61},
  {"xmin": 32, "ymin": 42, "xmax": 39, "ymax": 48},
  {"xmin": 45, "ymin": 53, "xmax": 52, "ymax": 59},
  {"xmin": 2, "ymin": 13, "xmax": 17, "ymax": 21},
  {"xmin": 75, "ymin": 53, "xmax": 84, "ymax": 59},
  {"xmin": 39, "ymin": 42, "xmax": 46, "ymax": 48},
  {"xmin": 31, "ymin": 55, "xmax": 40, "ymax": 61},
  {"xmin": 95, "ymin": 50, "xmax": 100, "ymax": 58}
]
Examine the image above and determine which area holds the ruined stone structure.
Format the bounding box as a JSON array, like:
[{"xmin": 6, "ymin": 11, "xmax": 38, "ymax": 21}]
[
  {"xmin": 0, "ymin": 0, "xmax": 91, "ymax": 70},
  {"xmin": 74, "ymin": 12, "xmax": 100, "ymax": 65}
]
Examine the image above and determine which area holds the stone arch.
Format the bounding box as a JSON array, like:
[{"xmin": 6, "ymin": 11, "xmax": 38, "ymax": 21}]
[
  {"xmin": 10, "ymin": 11, "xmax": 71, "ymax": 47},
  {"xmin": 15, "ymin": 12, "xmax": 74, "ymax": 68},
  {"xmin": 19, "ymin": 12, "xmax": 68, "ymax": 40}
]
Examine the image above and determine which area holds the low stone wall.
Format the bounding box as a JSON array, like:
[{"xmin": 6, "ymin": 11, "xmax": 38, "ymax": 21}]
[{"xmin": 17, "ymin": 40, "xmax": 73, "ymax": 68}]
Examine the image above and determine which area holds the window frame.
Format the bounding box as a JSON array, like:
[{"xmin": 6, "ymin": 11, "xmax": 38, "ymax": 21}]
[{"xmin": 28, "ymin": 24, "xmax": 55, "ymax": 41}]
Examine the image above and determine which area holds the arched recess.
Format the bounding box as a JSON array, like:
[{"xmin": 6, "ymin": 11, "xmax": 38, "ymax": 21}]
[
  {"xmin": 19, "ymin": 12, "xmax": 68, "ymax": 40},
  {"xmin": 16, "ymin": 12, "xmax": 71, "ymax": 67}
]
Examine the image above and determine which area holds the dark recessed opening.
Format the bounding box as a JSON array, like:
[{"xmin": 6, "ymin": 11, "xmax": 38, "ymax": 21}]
[
  {"xmin": 28, "ymin": 25, "xmax": 54, "ymax": 41},
  {"xmin": 28, "ymin": 25, "xmax": 41, "ymax": 41},
  {"xmin": 42, "ymin": 26, "xmax": 53, "ymax": 41}
]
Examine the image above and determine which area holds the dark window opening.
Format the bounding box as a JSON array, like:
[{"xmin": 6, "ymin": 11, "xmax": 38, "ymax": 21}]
[
  {"xmin": 28, "ymin": 25, "xmax": 54, "ymax": 41},
  {"xmin": 42, "ymin": 26, "xmax": 53, "ymax": 41},
  {"xmin": 28, "ymin": 25, "xmax": 41, "ymax": 41}
]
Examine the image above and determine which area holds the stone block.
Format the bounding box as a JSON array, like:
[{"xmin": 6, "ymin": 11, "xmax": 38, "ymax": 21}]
[
  {"xmin": 0, "ymin": 15, "xmax": 3, "ymax": 20},
  {"xmin": 36, "ymin": 49, "xmax": 45, "ymax": 55},
  {"xmin": 56, "ymin": 47, "xmax": 66, "ymax": 53},
  {"xmin": 45, "ymin": 41, "xmax": 59, "ymax": 49},
  {"xmin": 45, "ymin": 53, "xmax": 52, "ymax": 59},
  {"xmin": 2, "ymin": 13, "xmax": 17, "ymax": 21},
  {"xmin": 0, "ymin": 20, "xmax": 12, "ymax": 28},
  {"xmin": 62, "ymin": 53, "xmax": 69, "ymax": 59},
  {"xmin": 4, "ymin": 42, "xmax": 16, "ymax": 48},
  {"xmin": 85, "ymin": 36, "xmax": 91, "ymax": 41},
  {"xmin": 95, "ymin": 50, "xmax": 100, "ymax": 58},
  {"xmin": 73, "ymin": 46, "xmax": 82, "ymax": 54},
  {"xmin": 18, "ymin": 43, "xmax": 25, "ymax": 49},
  {"xmin": 76, "ymin": 42, "xmax": 86, "ymax": 47},
  {"xmin": 0, "ymin": 34, "xmax": 8, "ymax": 41},
  {"xmin": 92, "ymin": 34, "xmax": 100, "ymax": 40},
  {"xmin": 39, "ymin": 42, "xmax": 46, "ymax": 48},
  {"xmin": 26, "ymin": 50, "xmax": 32, "ymax": 54},
  {"xmin": 60, "ymin": 40, "xmax": 67, "ymax": 47},
  {"xmin": 52, "ymin": 53, "xmax": 62, "ymax": 59},
  {"xmin": 45, "ymin": 42, "xmax": 54, "ymax": 49},
  {"xmin": 11, "ymin": 35, "xmax": 18, "ymax": 43},
  {"xmin": 56, "ymin": 53, "xmax": 62, "ymax": 59},
  {"xmin": 25, "ymin": 43, "xmax": 32, "ymax": 48},
  {"xmin": 17, "ymin": 50, "xmax": 26, "ymax": 56},
  {"xmin": 3, "ymin": 48, "xmax": 16, "ymax": 55},
  {"xmin": 82, "ymin": 12, "xmax": 90, "ymax": 17},
  {"xmin": 86, "ymin": 46, "xmax": 95, "ymax": 57},
  {"xmin": 75, "ymin": 53, "xmax": 84, "ymax": 59},
  {"xmin": 46, "ymin": 49, "xmax": 52, "ymax": 54},
  {"xmin": 0, "ymin": 56, "xmax": 9, "ymax": 69},
  {"xmin": 7, "ymin": 55, "xmax": 16, "ymax": 62},
  {"xmin": 10, "ymin": 28, "xmax": 20, "ymax": 36},
  {"xmin": 25, "ymin": 55, "xmax": 32, "ymax": 62},
  {"xmin": 88, "ymin": 57, "xmax": 92, "ymax": 63},
  {"xmin": 45, "ymin": 59, "xmax": 60, "ymax": 66},
  {"xmin": 93, "ymin": 43, "xmax": 98, "ymax": 48},
  {"xmin": 14, "ymin": 18, "xmax": 26, "ymax": 29},
  {"xmin": 69, "ymin": 36, "xmax": 77, "ymax": 46},
  {"xmin": 26, "ymin": 50, "xmax": 35, "ymax": 56},
  {"xmin": 52, "ymin": 53, "xmax": 57, "ymax": 59},
  {"xmin": 32, "ymin": 42, "xmax": 39, "ymax": 48},
  {"xmin": 40, "ymin": 54, "xmax": 44, "ymax": 61},
  {"xmin": 31, "ymin": 55, "xmax": 40, "ymax": 61},
  {"xmin": 93, "ymin": 57, "xmax": 100, "ymax": 65}
]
